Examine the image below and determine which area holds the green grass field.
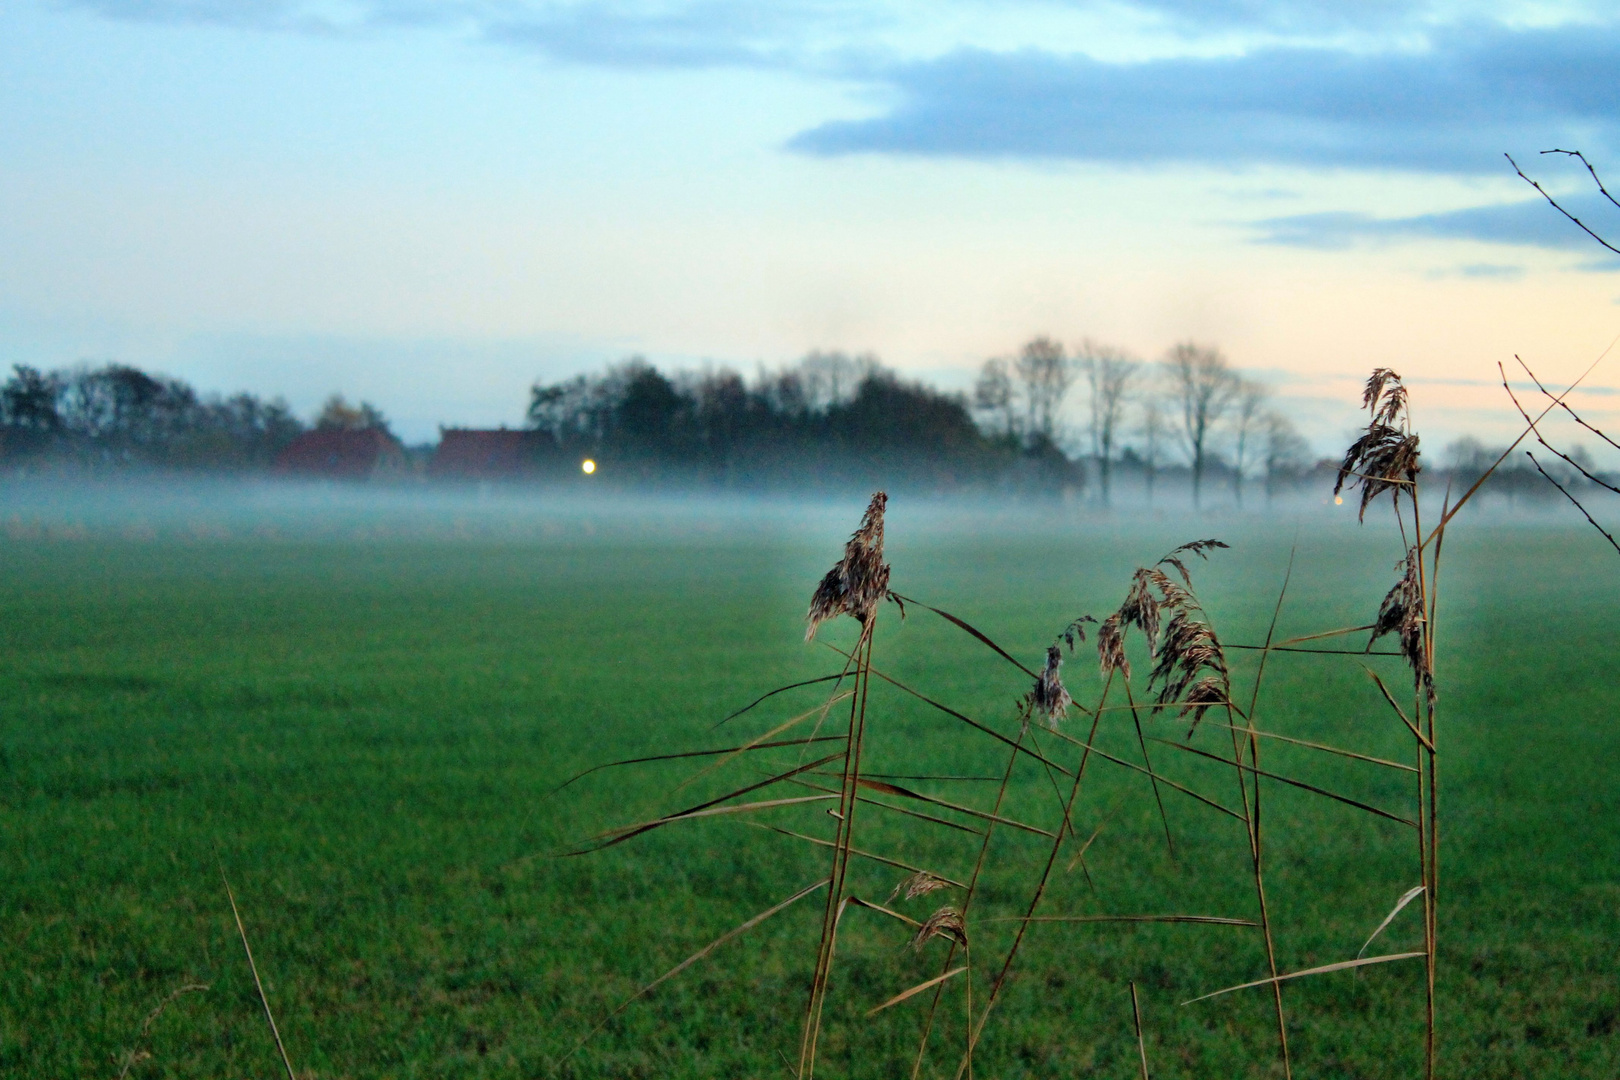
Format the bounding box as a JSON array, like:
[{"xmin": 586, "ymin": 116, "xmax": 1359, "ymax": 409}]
[{"xmin": 1, "ymin": 495, "xmax": 1617, "ymax": 1078}]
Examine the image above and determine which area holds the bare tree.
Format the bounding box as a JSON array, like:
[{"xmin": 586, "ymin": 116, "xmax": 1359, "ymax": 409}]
[
  {"xmin": 799, "ymin": 351, "xmax": 876, "ymax": 412},
  {"xmin": 972, "ymin": 358, "xmax": 1017, "ymax": 440},
  {"xmin": 1229, "ymin": 378, "xmax": 1269, "ymax": 508},
  {"xmin": 1077, "ymin": 339, "xmax": 1139, "ymax": 506},
  {"xmin": 1262, "ymin": 411, "xmax": 1311, "ymax": 503},
  {"xmin": 1164, "ymin": 342, "xmax": 1237, "ymax": 509},
  {"xmin": 1013, "ymin": 336, "xmax": 1074, "ymax": 445},
  {"xmin": 1137, "ymin": 395, "xmax": 1166, "ymax": 505}
]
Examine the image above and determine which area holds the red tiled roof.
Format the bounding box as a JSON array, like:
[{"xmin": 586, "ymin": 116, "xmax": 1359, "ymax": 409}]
[
  {"xmin": 429, "ymin": 428, "xmax": 545, "ymax": 478},
  {"xmin": 275, "ymin": 428, "xmax": 404, "ymax": 479}
]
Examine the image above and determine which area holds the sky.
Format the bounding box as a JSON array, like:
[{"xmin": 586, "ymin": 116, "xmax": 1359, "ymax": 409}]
[{"xmin": 5, "ymin": 1, "xmax": 1620, "ymax": 448}]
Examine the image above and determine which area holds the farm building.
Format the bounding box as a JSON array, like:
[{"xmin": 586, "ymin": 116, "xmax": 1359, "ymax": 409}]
[
  {"xmin": 275, "ymin": 428, "xmax": 407, "ymax": 480},
  {"xmin": 428, "ymin": 428, "xmax": 547, "ymax": 480}
]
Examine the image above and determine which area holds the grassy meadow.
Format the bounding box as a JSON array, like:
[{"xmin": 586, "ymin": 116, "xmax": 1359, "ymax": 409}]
[{"xmin": 0, "ymin": 491, "xmax": 1617, "ymax": 1078}]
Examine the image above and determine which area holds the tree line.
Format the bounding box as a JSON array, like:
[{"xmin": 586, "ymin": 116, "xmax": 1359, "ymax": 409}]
[
  {"xmin": 525, "ymin": 351, "xmax": 1077, "ymax": 490},
  {"xmin": 526, "ymin": 340, "xmax": 1316, "ymax": 501},
  {"xmin": 2, "ymin": 351, "xmax": 1594, "ymax": 504},
  {"xmin": 0, "ymin": 363, "xmax": 392, "ymax": 471}
]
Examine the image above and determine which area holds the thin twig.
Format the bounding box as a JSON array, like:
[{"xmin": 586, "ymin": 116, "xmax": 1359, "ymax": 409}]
[
  {"xmin": 1543, "ymin": 148, "xmax": 1620, "ymax": 210},
  {"xmin": 1501, "ymin": 362, "xmax": 1620, "ymax": 496},
  {"xmin": 1507, "ymin": 151, "xmax": 1620, "ymax": 255},
  {"xmin": 1529, "ymin": 452, "xmax": 1620, "ymax": 553}
]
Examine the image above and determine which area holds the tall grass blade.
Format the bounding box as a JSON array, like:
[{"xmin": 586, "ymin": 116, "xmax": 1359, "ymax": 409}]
[
  {"xmin": 1269, "ymin": 624, "xmax": 1377, "ymax": 647},
  {"xmin": 854, "ymin": 777, "xmax": 1056, "ymax": 838},
  {"xmin": 868, "ymin": 968, "xmax": 968, "ymax": 1017},
  {"xmin": 711, "ymin": 673, "xmax": 853, "ymax": 729},
  {"xmin": 1044, "ymin": 731, "xmax": 1242, "ymax": 821},
  {"xmin": 1202, "ymin": 723, "xmax": 1417, "ymax": 773},
  {"xmin": 546, "ymin": 733, "xmax": 848, "ymax": 797},
  {"xmin": 671, "ymin": 694, "xmax": 852, "ymax": 799},
  {"xmin": 1150, "ymin": 738, "xmax": 1417, "ymax": 827},
  {"xmin": 570, "ymin": 753, "xmax": 845, "ymax": 853},
  {"xmin": 992, "ymin": 914, "xmax": 1257, "ymax": 926},
  {"xmin": 559, "ymin": 878, "xmax": 830, "ymax": 1067},
  {"xmin": 1421, "ymin": 346, "xmax": 1608, "ymax": 544},
  {"xmin": 955, "ymin": 674, "xmax": 1117, "ymax": 1079},
  {"xmin": 220, "ymin": 867, "xmax": 297, "ymax": 1080},
  {"xmin": 1359, "ymin": 886, "xmax": 1426, "ymax": 958},
  {"xmin": 911, "ymin": 716, "xmax": 1031, "ymax": 1080},
  {"xmin": 743, "ymin": 822, "xmax": 966, "ymax": 888},
  {"xmin": 1362, "ymin": 666, "xmax": 1434, "ymax": 751},
  {"xmin": 1121, "ymin": 680, "xmax": 1176, "ymax": 857},
  {"xmin": 786, "ymin": 776, "xmax": 987, "ymax": 836},
  {"xmin": 573, "ymin": 794, "xmax": 839, "ymax": 855},
  {"xmin": 887, "ymin": 592, "xmax": 1038, "ymax": 678},
  {"xmin": 114, "ymin": 983, "xmax": 210, "ymax": 1080},
  {"xmin": 1130, "ymin": 982, "xmax": 1150, "ymax": 1080},
  {"xmin": 824, "ymin": 645, "xmax": 1073, "ymax": 775},
  {"xmin": 846, "ymin": 894, "xmax": 923, "ymax": 928},
  {"xmin": 1066, "ymin": 811, "xmax": 1112, "ymax": 874},
  {"xmin": 1181, "ymin": 952, "xmax": 1425, "ymax": 1005}
]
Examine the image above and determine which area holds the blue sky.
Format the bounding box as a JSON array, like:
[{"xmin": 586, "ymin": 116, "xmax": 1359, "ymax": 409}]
[{"xmin": 5, "ymin": 1, "xmax": 1620, "ymax": 445}]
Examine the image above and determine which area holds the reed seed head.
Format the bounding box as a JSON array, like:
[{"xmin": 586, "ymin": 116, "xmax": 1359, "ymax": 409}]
[
  {"xmin": 1029, "ymin": 645, "xmax": 1073, "ymax": 728},
  {"xmin": 1148, "ymin": 608, "xmax": 1230, "ymax": 722},
  {"xmin": 889, "ymin": 870, "xmax": 952, "ymax": 903},
  {"xmin": 805, "ymin": 491, "xmax": 892, "ymax": 641},
  {"xmin": 1178, "ymin": 675, "xmax": 1229, "ymax": 737},
  {"xmin": 910, "ymin": 906, "xmax": 969, "ymax": 952},
  {"xmin": 1058, "ymin": 615, "xmax": 1095, "ymax": 653},
  {"xmin": 1363, "ymin": 367, "xmax": 1409, "ymax": 426},
  {"xmin": 1097, "ymin": 613, "xmax": 1129, "ymax": 680},
  {"xmin": 1371, "ymin": 545, "xmax": 1433, "ymax": 701},
  {"xmin": 1096, "ymin": 540, "xmax": 1232, "ymax": 728},
  {"xmin": 1337, "ymin": 369, "xmax": 1421, "ymax": 521}
]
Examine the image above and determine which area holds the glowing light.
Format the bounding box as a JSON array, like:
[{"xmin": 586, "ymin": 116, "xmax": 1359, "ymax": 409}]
[
  {"xmin": 581, "ymin": 459, "xmax": 597, "ymax": 475},
  {"xmin": 1334, "ymin": 495, "xmax": 1343, "ymax": 505}
]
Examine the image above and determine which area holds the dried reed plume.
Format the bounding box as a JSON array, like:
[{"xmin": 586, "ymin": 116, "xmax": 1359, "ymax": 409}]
[
  {"xmin": 910, "ymin": 906, "xmax": 969, "ymax": 952},
  {"xmin": 806, "ymin": 491, "xmax": 891, "ymax": 641},
  {"xmin": 1336, "ymin": 368, "xmax": 1420, "ymax": 521},
  {"xmin": 1149, "ymin": 605, "xmax": 1230, "ymax": 734},
  {"xmin": 890, "ymin": 870, "xmax": 952, "ymax": 903},
  {"xmin": 1371, "ymin": 546, "xmax": 1432, "ymax": 700},
  {"xmin": 1028, "ymin": 645, "xmax": 1072, "ymax": 728},
  {"xmin": 1095, "ymin": 541, "xmax": 1231, "ymax": 733}
]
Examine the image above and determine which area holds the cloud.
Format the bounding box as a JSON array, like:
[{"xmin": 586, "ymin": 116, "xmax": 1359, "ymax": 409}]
[
  {"xmin": 481, "ymin": 2, "xmax": 875, "ymax": 70},
  {"xmin": 62, "ymin": 0, "xmax": 499, "ymax": 36},
  {"xmin": 1252, "ymin": 191, "xmax": 1620, "ymax": 257},
  {"xmin": 61, "ymin": 2, "xmax": 1620, "ymax": 179},
  {"xmin": 1122, "ymin": 0, "xmax": 1444, "ymax": 33},
  {"xmin": 789, "ymin": 21, "xmax": 1620, "ymax": 174},
  {"xmin": 65, "ymin": 0, "xmax": 880, "ymax": 67}
]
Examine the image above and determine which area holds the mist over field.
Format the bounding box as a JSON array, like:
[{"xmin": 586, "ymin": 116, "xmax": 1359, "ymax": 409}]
[
  {"xmin": 2, "ymin": 475, "xmax": 1617, "ymax": 1077},
  {"xmin": 0, "ymin": 471, "xmax": 1602, "ymax": 550}
]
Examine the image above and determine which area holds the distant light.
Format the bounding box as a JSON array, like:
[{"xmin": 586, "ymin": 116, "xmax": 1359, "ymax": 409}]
[
  {"xmin": 1334, "ymin": 495, "xmax": 1343, "ymax": 505},
  {"xmin": 581, "ymin": 459, "xmax": 597, "ymax": 475}
]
